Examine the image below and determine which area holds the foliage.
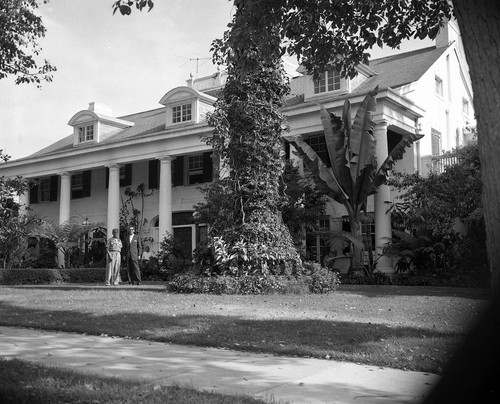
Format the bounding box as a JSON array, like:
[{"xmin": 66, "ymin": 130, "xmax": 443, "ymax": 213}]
[
  {"xmin": 120, "ymin": 183, "xmax": 153, "ymax": 237},
  {"xmin": 195, "ymin": 161, "xmax": 326, "ymax": 263},
  {"xmin": 203, "ymin": 1, "xmax": 302, "ymax": 274},
  {"xmin": 384, "ymin": 143, "xmax": 487, "ymax": 282},
  {"xmin": 30, "ymin": 218, "xmax": 104, "ymax": 268},
  {"xmin": 280, "ymin": 160, "xmax": 327, "ymax": 257},
  {"xmin": 0, "ymin": 149, "xmax": 41, "ymax": 268},
  {"xmin": 289, "ymin": 90, "xmax": 422, "ymax": 266},
  {"xmin": 152, "ymin": 232, "xmax": 192, "ymax": 280},
  {"xmin": 0, "ymin": 0, "xmax": 56, "ymax": 86},
  {"xmin": 301, "ymin": 261, "xmax": 341, "ymax": 293},
  {"xmin": 0, "ymin": 267, "xmax": 63, "ymax": 284},
  {"xmin": 166, "ymin": 269, "xmax": 339, "ymax": 295}
]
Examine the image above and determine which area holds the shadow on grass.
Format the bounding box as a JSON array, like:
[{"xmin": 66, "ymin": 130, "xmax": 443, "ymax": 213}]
[
  {"xmin": 338, "ymin": 284, "xmax": 491, "ymax": 299},
  {"xmin": 0, "ymin": 300, "xmax": 463, "ymax": 373}
]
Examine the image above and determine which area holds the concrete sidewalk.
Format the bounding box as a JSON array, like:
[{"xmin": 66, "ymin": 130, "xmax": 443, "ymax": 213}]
[{"xmin": 0, "ymin": 326, "xmax": 439, "ymax": 403}]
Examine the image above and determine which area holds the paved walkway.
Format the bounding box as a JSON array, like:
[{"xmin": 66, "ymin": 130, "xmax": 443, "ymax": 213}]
[{"xmin": 0, "ymin": 326, "xmax": 439, "ymax": 403}]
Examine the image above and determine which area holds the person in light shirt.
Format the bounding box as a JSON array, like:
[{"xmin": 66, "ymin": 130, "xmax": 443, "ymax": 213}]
[{"xmin": 105, "ymin": 228, "xmax": 122, "ymax": 286}]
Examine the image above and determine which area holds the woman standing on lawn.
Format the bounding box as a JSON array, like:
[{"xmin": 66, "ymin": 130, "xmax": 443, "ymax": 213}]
[{"xmin": 105, "ymin": 228, "xmax": 122, "ymax": 286}]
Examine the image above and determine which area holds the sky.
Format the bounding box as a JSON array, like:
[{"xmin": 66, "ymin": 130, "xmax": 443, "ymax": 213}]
[{"xmin": 0, "ymin": 0, "xmax": 433, "ymax": 160}]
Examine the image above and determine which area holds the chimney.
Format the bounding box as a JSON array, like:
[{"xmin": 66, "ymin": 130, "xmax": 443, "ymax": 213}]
[
  {"xmin": 436, "ymin": 20, "xmax": 459, "ymax": 48},
  {"xmin": 88, "ymin": 102, "xmax": 113, "ymax": 116}
]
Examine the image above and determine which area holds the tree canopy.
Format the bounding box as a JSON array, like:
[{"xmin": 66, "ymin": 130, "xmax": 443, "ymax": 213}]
[{"xmin": 0, "ymin": 0, "xmax": 56, "ymax": 86}]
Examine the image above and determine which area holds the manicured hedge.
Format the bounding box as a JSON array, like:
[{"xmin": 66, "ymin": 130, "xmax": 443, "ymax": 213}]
[
  {"xmin": 0, "ymin": 268, "xmax": 110, "ymax": 285},
  {"xmin": 166, "ymin": 271, "xmax": 340, "ymax": 295}
]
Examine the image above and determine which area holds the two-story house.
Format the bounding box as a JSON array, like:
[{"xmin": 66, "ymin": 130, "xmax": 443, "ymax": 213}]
[{"xmin": 0, "ymin": 22, "xmax": 473, "ymax": 271}]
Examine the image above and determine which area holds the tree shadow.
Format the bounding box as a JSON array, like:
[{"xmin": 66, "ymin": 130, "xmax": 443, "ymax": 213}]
[
  {"xmin": 0, "ymin": 300, "xmax": 464, "ymax": 373},
  {"xmin": 338, "ymin": 284, "xmax": 491, "ymax": 299}
]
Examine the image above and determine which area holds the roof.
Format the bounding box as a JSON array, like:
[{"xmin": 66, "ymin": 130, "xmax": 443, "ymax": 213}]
[
  {"xmin": 19, "ymin": 46, "xmax": 448, "ymax": 161},
  {"xmin": 351, "ymin": 45, "xmax": 448, "ymax": 95}
]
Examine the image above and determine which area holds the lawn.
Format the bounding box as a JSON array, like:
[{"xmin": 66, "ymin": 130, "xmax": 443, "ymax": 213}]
[
  {"xmin": 0, "ymin": 358, "xmax": 269, "ymax": 404},
  {"xmin": 0, "ymin": 283, "xmax": 490, "ymax": 374}
]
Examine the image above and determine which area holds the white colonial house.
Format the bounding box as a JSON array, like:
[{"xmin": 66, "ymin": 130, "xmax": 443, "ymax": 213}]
[{"xmin": 0, "ymin": 22, "xmax": 473, "ymax": 270}]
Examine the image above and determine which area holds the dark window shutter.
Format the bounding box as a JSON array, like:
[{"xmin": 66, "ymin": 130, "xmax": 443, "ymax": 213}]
[
  {"xmin": 173, "ymin": 156, "xmax": 184, "ymax": 186},
  {"xmin": 202, "ymin": 152, "xmax": 213, "ymax": 183},
  {"xmin": 149, "ymin": 160, "xmax": 159, "ymax": 189},
  {"xmin": 284, "ymin": 140, "xmax": 291, "ymax": 160},
  {"xmin": 82, "ymin": 170, "xmax": 91, "ymax": 197},
  {"xmin": 105, "ymin": 167, "xmax": 109, "ymax": 188},
  {"xmin": 29, "ymin": 183, "xmax": 39, "ymax": 204},
  {"xmin": 49, "ymin": 175, "xmax": 58, "ymax": 202},
  {"xmin": 121, "ymin": 164, "xmax": 132, "ymax": 187}
]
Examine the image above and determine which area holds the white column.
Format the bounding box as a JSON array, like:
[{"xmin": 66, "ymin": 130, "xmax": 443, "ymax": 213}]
[
  {"xmin": 58, "ymin": 172, "xmax": 71, "ymax": 267},
  {"xmin": 107, "ymin": 164, "xmax": 121, "ymax": 239},
  {"xmin": 374, "ymin": 121, "xmax": 394, "ymax": 273},
  {"xmin": 158, "ymin": 156, "xmax": 173, "ymax": 241},
  {"xmin": 18, "ymin": 191, "xmax": 29, "ymax": 216}
]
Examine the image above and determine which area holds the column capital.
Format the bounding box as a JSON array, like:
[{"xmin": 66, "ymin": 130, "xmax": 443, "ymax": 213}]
[
  {"xmin": 58, "ymin": 171, "xmax": 71, "ymax": 178},
  {"xmin": 373, "ymin": 119, "xmax": 389, "ymax": 129},
  {"xmin": 106, "ymin": 163, "xmax": 121, "ymax": 170},
  {"xmin": 157, "ymin": 155, "xmax": 174, "ymax": 163}
]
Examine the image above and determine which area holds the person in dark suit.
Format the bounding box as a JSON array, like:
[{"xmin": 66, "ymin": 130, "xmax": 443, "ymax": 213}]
[{"xmin": 123, "ymin": 224, "xmax": 142, "ymax": 285}]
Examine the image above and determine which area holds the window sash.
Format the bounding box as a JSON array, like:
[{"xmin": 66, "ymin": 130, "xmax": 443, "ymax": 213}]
[
  {"xmin": 172, "ymin": 103, "xmax": 192, "ymax": 123},
  {"xmin": 314, "ymin": 70, "xmax": 341, "ymax": 94},
  {"xmin": 40, "ymin": 179, "xmax": 51, "ymax": 202},
  {"xmin": 78, "ymin": 125, "xmax": 94, "ymax": 142}
]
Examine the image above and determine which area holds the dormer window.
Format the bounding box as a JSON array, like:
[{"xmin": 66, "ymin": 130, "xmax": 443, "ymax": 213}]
[
  {"xmin": 68, "ymin": 103, "xmax": 133, "ymax": 147},
  {"xmin": 172, "ymin": 103, "xmax": 192, "ymax": 123},
  {"xmin": 78, "ymin": 125, "xmax": 94, "ymax": 143},
  {"xmin": 314, "ymin": 70, "xmax": 341, "ymax": 94},
  {"xmin": 159, "ymin": 86, "xmax": 216, "ymax": 128}
]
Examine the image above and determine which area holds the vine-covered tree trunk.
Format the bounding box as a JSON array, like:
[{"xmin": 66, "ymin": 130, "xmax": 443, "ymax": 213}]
[
  {"xmin": 454, "ymin": 0, "xmax": 500, "ymax": 292},
  {"xmin": 208, "ymin": 0, "xmax": 301, "ymax": 273}
]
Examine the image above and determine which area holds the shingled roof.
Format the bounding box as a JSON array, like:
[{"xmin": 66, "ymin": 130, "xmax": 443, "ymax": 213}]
[
  {"xmin": 352, "ymin": 45, "xmax": 448, "ymax": 95},
  {"xmin": 23, "ymin": 45, "xmax": 448, "ymax": 160}
]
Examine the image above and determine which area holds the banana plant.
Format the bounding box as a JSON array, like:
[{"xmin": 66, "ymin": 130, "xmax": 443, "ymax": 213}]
[{"xmin": 287, "ymin": 86, "xmax": 423, "ymax": 267}]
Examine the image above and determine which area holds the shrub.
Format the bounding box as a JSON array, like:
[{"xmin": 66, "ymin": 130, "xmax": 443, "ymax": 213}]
[
  {"xmin": 0, "ymin": 268, "xmax": 63, "ymax": 285},
  {"xmin": 166, "ymin": 263, "xmax": 340, "ymax": 295},
  {"xmin": 0, "ymin": 268, "xmax": 108, "ymax": 285}
]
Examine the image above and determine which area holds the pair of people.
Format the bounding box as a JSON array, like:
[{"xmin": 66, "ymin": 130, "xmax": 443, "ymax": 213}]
[{"xmin": 105, "ymin": 225, "xmax": 142, "ymax": 286}]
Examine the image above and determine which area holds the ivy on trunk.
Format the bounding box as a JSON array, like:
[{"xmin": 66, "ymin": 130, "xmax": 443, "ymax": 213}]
[{"xmin": 204, "ymin": 1, "xmax": 301, "ymax": 273}]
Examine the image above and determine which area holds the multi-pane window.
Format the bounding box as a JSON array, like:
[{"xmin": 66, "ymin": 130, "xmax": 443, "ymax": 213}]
[
  {"xmin": 71, "ymin": 173, "xmax": 83, "ymax": 192},
  {"xmin": 306, "ymin": 218, "xmax": 330, "ymax": 262},
  {"xmin": 188, "ymin": 154, "xmax": 204, "ymax": 185},
  {"xmin": 431, "ymin": 129, "xmax": 442, "ymax": 156},
  {"xmin": 435, "ymin": 76, "xmax": 443, "ymax": 97},
  {"xmin": 40, "ymin": 178, "xmax": 51, "ymax": 202},
  {"xmin": 119, "ymin": 166, "xmax": 127, "ymax": 181},
  {"xmin": 462, "ymin": 99, "xmax": 470, "ymax": 117},
  {"xmin": 78, "ymin": 125, "xmax": 94, "ymax": 142},
  {"xmin": 304, "ymin": 135, "xmax": 331, "ymax": 167},
  {"xmin": 172, "ymin": 103, "xmax": 192, "ymax": 123},
  {"xmin": 172, "ymin": 152, "xmax": 213, "ymax": 187},
  {"xmin": 71, "ymin": 171, "xmax": 91, "ymax": 199},
  {"xmin": 314, "ymin": 70, "xmax": 341, "ymax": 94}
]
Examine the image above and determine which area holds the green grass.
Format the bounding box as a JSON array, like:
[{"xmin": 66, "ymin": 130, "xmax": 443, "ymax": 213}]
[
  {"xmin": 0, "ymin": 358, "xmax": 270, "ymax": 404},
  {"xmin": 0, "ymin": 284, "xmax": 490, "ymax": 374}
]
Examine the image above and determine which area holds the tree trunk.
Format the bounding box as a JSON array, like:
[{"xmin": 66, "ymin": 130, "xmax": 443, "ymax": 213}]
[
  {"xmin": 453, "ymin": 0, "xmax": 500, "ymax": 292},
  {"xmin": 208, "ymin": 0, "xmax": 301, "ymax": 273}
]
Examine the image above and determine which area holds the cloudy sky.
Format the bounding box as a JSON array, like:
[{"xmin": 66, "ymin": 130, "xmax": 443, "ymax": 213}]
[{"xmin": 0, "ymin": 0, "xmax": 432, "ymax": 160}]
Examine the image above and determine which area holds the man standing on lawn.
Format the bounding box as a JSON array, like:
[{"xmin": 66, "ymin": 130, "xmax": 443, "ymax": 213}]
[
  {"xmin": 123, "ymin": 224, "xmax": 142, "ymax": 285},
  {"xmin": 105, "ymin": 228, "xmax": 122, "ymax": 286}
]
